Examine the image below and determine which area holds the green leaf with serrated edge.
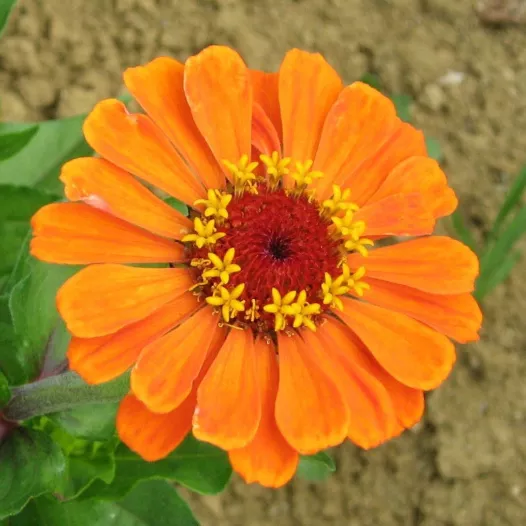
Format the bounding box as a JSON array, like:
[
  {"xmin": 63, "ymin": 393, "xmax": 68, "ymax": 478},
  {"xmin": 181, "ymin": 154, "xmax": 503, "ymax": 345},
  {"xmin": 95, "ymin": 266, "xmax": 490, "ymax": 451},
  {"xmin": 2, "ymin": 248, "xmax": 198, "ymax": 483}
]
[
  {"xmin": 480, "ymin": 205, "xmax": 526, "ymax": 276},
  {"xmin": 0, "ymin": 116, "xmax": 92, "ymax": 192},
  {"xmin": 165, "ymin": 196, "xmax": 189, "ymax": 216},
  {"xmin": 0, "ymin": 186, "xmax": 60, "ymax": 290},
  {"xmin": 0, "ymin": 0, "xmax": 17, "ymax": 37},
  {"xmin": 49, "ymin": 402, "xmax": 118, "ymax": 441},
  {"xmin": 449, "ymin": 210, "xmax": 479, "ymax": 254},
  {"xmin": 296, "ymin": 451, "xmax": 336, "ymax": 481},
  {"xmin": 475, "ymin": 250, "xmax": 522, "ymax": 301},
  {"xmin": 5, "ymin": 260, "xmax": 76, "ymax": 384},
  {"xmin": 81, "ymin": 434, "xmax": 232, "ymax": 500},
  {"xmin": 0, "ymin": 126, "xmax": 39, "ymax": 161},
  {"xmin": 392, "ymin": 94, "xmax": 412, "ymax": 123},
  {"xmin": 0, "ymin": 428, "xmax": 66, "ymax": 520},
  {"xmin": 425, "ymin": 137, "xmax": 442, "ymax": 161},
  {"xmin": 489, "ymin": 166, "xmax": 526, "ymax": 239},
  {"xmin": 0, "ymin": 370, "xmax": 10, "ymax": 407},
  {"xmin": 12, "ymin": 480, "xmax": 198, "ymax": 526}
]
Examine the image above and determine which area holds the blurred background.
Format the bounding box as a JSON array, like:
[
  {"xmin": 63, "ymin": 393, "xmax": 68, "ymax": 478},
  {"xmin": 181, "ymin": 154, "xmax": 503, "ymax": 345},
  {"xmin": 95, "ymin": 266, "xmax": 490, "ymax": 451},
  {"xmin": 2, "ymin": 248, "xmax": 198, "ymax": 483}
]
[{"xmin": 1, "ymin": 0, "xmax": 525, "ymax": 524}]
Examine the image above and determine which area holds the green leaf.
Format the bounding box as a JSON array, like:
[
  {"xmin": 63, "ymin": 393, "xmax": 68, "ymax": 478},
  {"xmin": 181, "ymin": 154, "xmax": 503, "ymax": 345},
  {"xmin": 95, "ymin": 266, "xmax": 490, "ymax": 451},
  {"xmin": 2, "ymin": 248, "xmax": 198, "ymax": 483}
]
[
  {"xmin": 359, "ymin": 73, "xmax": 382, "ymax": 91},
  {"xmin": 4, "ymin": 260, "xmax": 76, "ymax": 384},
  {"xmin": 425, "ymin": 137, "xmax": 443, "ymax": 161},
  {"xmin": 0, "ymin": 0, "xmax": 17, "ymax": 37},
  {"xmin": 49, "ymin": 402, "xmax": 118, "ymax": 441},
  {"xmin": 12, "ymin": 480, "xmax": 198, "ymax": 526},
  {"xmin": 449, "ymin": 210, "xmax": 479, "ymax": 254},
  {"xmin": 165, "ymin": 196, "xmax": 189, "ymax": 216},
  {"xmin": 0, "ymin": 116, "xmax": 92, "ymax": 192},
  {"xmin": 0, "ymin": 295, "xmax": 23, "ymax": 383},
  {"xmin": 0, "ymin": 370, "xmax": 10, "ymax": 407},
  {"xmin": 0, "ymin": 126, "xmax": 39, "ymax": 161},
  {"xmin": 479, "ymin": 204, "xmax": 526, "ymax": 277},
  {"xmin": 476, "ymin": 250, "xmax": 522, "ymax": 301},
  {"xmin": 0, "ymin": 186, "xmax": 59, "ymax": 289},
  {"xmin": 296, "ymin": 451, "xmax": 336, "ymax": 482},
  {"xmin": 0, "ymin": 428, "xmax": 66, "ymax": 519},
  {"xmin": 392, "ymin": 94, "xmax": 412, "ymax": 123},
  {"xmin": 489, "ymin": 165, "xmax": 526, "ymax": 238},
  {"xmin": 58, "ymin": 444, "xmax": 116, "ymax": 500},
  {"xmin": 82, "ymin": 434, "xmax": 231, "ymax": 500}
]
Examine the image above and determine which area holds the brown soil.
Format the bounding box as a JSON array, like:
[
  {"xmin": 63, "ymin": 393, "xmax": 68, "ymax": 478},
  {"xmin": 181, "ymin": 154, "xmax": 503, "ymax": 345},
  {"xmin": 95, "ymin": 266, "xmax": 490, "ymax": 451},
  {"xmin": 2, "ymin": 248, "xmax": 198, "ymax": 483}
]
[{"xmin": 1, "ymin": 0, "xmax": 526, "ymax": 524}]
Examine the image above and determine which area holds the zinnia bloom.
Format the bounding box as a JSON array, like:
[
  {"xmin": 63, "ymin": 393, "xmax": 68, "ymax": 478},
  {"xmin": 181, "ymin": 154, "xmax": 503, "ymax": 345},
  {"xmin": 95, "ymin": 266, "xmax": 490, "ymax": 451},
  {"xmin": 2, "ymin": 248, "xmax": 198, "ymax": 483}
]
[{"xmin": 31, "ymin": 46, "xmax": 482, "ymax": 488}]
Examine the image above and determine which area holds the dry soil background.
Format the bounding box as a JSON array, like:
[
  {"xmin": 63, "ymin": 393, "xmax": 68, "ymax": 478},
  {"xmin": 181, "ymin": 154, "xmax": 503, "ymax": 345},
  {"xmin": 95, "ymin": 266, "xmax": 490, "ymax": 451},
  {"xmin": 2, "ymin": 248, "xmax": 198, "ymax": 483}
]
[{"xmin": 1, "ymin": 0, "xmax": 526, "ymax": 525}]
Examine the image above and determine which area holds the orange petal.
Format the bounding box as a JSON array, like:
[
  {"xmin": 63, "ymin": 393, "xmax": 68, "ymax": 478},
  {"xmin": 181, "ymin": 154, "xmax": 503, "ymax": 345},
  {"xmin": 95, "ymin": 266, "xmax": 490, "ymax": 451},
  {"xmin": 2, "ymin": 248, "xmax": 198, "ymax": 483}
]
[
  {"xmin": 358, "ymin": 278, "xmax": 482, "ymax": 343},
  {"xmin": 339, "ymin": 121, "xmax": 427, "ymax": 205},
  {"xmin": 68, "ymin": 293, "xmax": 200, "ymax": 384},
  {"xmin": 184, "ymin": 46, "xmax": 252, "ymax": 181},
  {"xmin": 313, "ymin": 82, "xmax": 398, "ymax": 198},
  {"xmin": 339, "ymin": 298, "xmax": 456, "ymax": 390},
  {"xmin": 229, "ymin": 338, "xmax": 299, "ymax": 488},
  {"xmin": 355, "ymin": 193, "xmax": 435, "ymax": 237},
  {"xmin": 250, "ymin": 70, "xmax": 281, "ymax": 142},
  {"xmin": 57, "ymin": 265, "xmax": 193, "ymax": 338},
  {"xmin": 83, "ymin": 99, "xmax": 205, "ymax": 205},
  {"xmin": 117, "ymin": 393, "xmax": 194, "ymax": 462},
  {"xmin": 123, "ymin": 57, "xmax": 224, "ymax": 190},
  {"xmin": 31, "ymin": 203, "xmax": 185, "ymax": 265},
  {"xmin": 279, "ymin": 49, "xmax": 342, "ymax": 186},
  {"xmin": 275, "ymin": 332, "xmax": 349, "ymax": 454},
  {"xmin": 347, "ymin": 236, "xmax": 479, "ymax": 294},
  {"xmin": 131, "ymin": 307, "xmax": 224, "ymax": 413},
  {"xmin": 367, "ymin": 156, "xmax": 458, "ymax": 218},
  {"xmin": 322, "ymin": 317, "xmax": 424, "ymax": 431},
  {"xmin": 60, "ymin": 157, "xmax": 191, "ymax": 238},
  {"xmin": 302, "ymin": 329, "xmax": 397, "ymax": 449},
  {"xmin": 251, "ymin": 102, "xmax": 281, "ymax": 156},
  {"xmin": 194, "ymin": 329, "xmax": 260, "ymax": 450}
]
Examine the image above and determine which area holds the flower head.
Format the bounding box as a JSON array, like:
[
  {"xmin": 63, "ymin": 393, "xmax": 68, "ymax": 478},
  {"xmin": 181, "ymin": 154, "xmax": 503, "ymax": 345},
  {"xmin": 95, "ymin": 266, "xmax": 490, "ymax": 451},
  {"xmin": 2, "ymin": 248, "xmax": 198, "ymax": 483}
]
[{"xmin": 31, "ymin": 46, "xmax": 481, "ymax": 488}]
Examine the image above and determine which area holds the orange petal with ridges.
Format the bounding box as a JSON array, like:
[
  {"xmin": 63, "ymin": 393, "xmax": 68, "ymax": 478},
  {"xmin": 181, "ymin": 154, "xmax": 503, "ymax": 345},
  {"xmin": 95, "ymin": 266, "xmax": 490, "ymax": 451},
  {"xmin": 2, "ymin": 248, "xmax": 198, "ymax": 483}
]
[
  {"xmin": 302, "ymin": 329, "xmax": 397, "ymax": 449},
  {"xmin": 117, "ymin": 393, "xmax": 194, "ymax": 462},
  {"xmin": 58, "ymin": 265, "xmax": 193, "ymax": 338},
  {"xmin": 68, "ymin": 293, "xmax": 200, "ymax": 385},
  {"xmin": 279, "ymin": 49, "xmax": 342, "ymax": 186},
  {"xmin": 83, "ymin": 99, "xmax": 205, "ymax": 205},
  {"xmin": 347, "ymin": 236, "xmax": 479, "ymax": 294},
  {"xmin": 229, "ymin": 339, "xmax": 299, "ymax": 488},
  {"xmin": 322, "ymin": 317, "xmax": 424, "ymax": 431},
  {"xmin": 194, "ymin": 329, "xmax": 260, "ymax": 450},
  {"xmin": 123, "ymin": 57, "xmax": 224, "ymax": 190},
  {"xmin": 275, "ymin": 332, "xmax": 349, "ymax": 454},
  {"xmin": 251, "ymin": 70, "xmax": 281, "ymax": 142},
  {"xmin": 340, "ymin": 121, "xmax": 427, "ymax": 205},
  {"xmin": 313, "ymin": 82, "xmax": 398, "ymax": 198},
  {"xmin": 184, "ymin": 46, "xmax": 252, "ymax": 181},
  {"xmin": 339, "ymin": 297, "xmax": 456, "ymax": 390},
  {"xmin": 31, "ymin": 203, "xmax": 185, "ymax": 265},
  {"xmin": 355, "ymin": 193, "xmax": 435, "ymax": 237},
  {"xmin": 368, "ymin": 156, "xmax": 458, "ymax": 217},
  {"xmin": 251, "ymin": 102, "xmax": 281, "ymax": 156},
  {"xmin": 358, "ymin": 278, "xmax": 482, "ymax": 343},
  {"xmin": 60, "ymin": 157, "xmax": 191, "ymax": 238},
  {"xmin": 132, "ymin": 307, "xmax": 224, "ymax": 413}
]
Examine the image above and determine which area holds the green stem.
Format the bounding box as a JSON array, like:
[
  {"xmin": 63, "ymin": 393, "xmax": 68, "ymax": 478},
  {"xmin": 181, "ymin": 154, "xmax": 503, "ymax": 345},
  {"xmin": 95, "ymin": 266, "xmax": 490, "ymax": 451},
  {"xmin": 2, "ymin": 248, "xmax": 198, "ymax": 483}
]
[{"xmin": 3, "ymin": 371, "xmax": 129, "ymax": 422}]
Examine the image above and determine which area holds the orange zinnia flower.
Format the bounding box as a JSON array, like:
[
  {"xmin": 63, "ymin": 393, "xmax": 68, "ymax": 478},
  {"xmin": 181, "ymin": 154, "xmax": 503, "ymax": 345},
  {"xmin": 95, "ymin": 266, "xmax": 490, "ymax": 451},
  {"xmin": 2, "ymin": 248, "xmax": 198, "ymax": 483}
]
[{"xmin": 31, "ymin": 46, "xmax": 482, "ymax": 488}]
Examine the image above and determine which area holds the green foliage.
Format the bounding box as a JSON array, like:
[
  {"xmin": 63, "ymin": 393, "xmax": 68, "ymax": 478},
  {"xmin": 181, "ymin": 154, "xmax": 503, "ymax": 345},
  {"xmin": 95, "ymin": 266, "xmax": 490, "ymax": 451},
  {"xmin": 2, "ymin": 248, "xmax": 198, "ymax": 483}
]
[
  {"xmin": 0, "ymin": 0, "xmax": 17, "ymax": 37},
  {"xmin": 82, "ymin": 435, "xmax": 232, "ymax": 500},
  {"xmin": 450, "ymin": 166, "xmax": 526, "ymax": 300},
  {"xmin": 0, "ymin": 126, "xmax": 39, "ymax": 161},
  {"xmin": 296, "ymin": 452, "xmax": 336, "ymax": 482},
  {"xmin": 11, "ymin": 480, "xmax": 198, "ymax": 526},
  {"xmin": 0, "ymin": 117, "xmax": 93, "ymax": 192},
  {"xmin": 0, "ymin": 428, "xmax": 66, "ymax": 519},
  {"xmin": 0, "ymin": 370, "xmax": 10, "ymax": 407}
]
